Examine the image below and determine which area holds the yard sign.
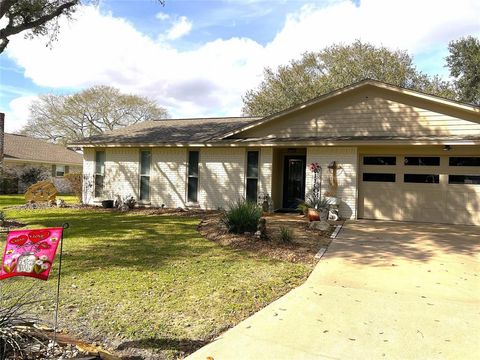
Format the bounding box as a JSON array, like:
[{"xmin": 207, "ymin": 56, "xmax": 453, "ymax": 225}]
[{"xmin": 0, "ymin": 228, "xmax": 63, "ymax": 281}]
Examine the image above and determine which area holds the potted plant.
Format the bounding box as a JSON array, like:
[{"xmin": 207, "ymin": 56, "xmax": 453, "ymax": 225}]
[{"xmin": 304, "ymin": 194, "xmax": 329, "ymax": 222}]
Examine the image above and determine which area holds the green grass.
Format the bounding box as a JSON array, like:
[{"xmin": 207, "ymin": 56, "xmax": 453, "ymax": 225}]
[
  {"xmin": 0, "ymin": 207, "xmax": 311, "ymax": 358},
  {"xmin": 0, "ymin": 194, "xmax": 78, "ymax": 209}
]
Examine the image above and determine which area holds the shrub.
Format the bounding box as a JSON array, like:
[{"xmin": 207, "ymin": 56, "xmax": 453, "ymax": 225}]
[
  {"xmin": 0, "ymin": 211, "xmax": 4, "ymax": 227},
  {"xmin": 303, "ymin": 190, "xmax": 330, "ymax": 210},
  {"xmin": 278, "ymin": 226, "xmax": 293, "ymax": 243},
  {"xmin": 65, "ymin": 173, "xmax": 82, "ymax": 200},
  {"xmin": 0, "ymin": 284, "xmax": 45, "ymax": 359},
  {"xmin": 222, "ymin": 199, "xmax": 262, "ymax": 234},
  {"xmin": 296, "ymin": 202, "xmax": 309, "ymax": 215},
  {"xmin": 18, "ymin": 166, "xmax": 49, "ymax": 188}
]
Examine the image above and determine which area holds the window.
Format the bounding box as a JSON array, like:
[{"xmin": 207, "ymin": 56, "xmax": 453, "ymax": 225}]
[
  {"xmin": 363, "ymin": 156, "xmax": 396, "ymax": 165},
  {"xmin": 362, "ymin": 173, "xmax": 396, "ymax": 182},
  {"xmin": 246, "ymin": 151, "xmax": 259, "ymax": 202},
  {"xmin": 449, "ymin": 175, "xmax": 480, "ymax": 185},
  {"xmin": 187, "ymin": 151, "xmax": 199, "ymax": 203},
  {"xmin": 404, "ymin": 174, "xmax": 439, "ymax": 183},
  {"xmin": 449, "ymin": 157, "xmax": 480, "ymax": 167},
  {"xmin": 52, "ymin": 165, "xmax": 69, "ymax": 177},
  {"xmin": 140, "ymin": 150, "xmax": 151, "ymax": 201},
  {"xmin": 404, "ymin": 157, "xmax": 440, "ymax": 166},
  {"xmin": 95, "ymin": 151, "xmax": 106, "ymax": 198}
]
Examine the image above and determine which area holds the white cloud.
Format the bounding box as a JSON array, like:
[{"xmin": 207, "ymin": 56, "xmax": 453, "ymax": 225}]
[
  {"xmin": 165, "ymin": 16, "xmax": 193, "ymax": 40},
  {"xmin": 4, "ymin": 95, "xmax": 38, "ymax": 133},
  {"xmin": 4, "ymin": 0, "xmax": 480, "ymax": 121},
  {"xmin": 155, "ymin": 12, "xmax": 170, "ymax": 21}
]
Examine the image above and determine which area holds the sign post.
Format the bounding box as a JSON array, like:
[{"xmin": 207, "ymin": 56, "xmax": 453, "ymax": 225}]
[
  {"xmin": 0, "ymin": 223, "xmax": 69, "ymax": 343},
  {"xmin": 53, "ymin": 223, "xmax": 69, "ymax": 343}
]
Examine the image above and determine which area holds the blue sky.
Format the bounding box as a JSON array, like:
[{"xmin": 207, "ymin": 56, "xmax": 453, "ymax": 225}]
[{"xmin": 1, "ymin": 0, "xmax": 479, "ymax": 132}]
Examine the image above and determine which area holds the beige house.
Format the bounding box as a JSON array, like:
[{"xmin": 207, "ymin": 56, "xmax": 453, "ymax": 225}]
[
  {"xmin": 1, "ymin": 133, "xmax": 83, "ymax": 193},
  {"xmin": 73, "ymin": 80, "xmax": 480, "ymax": 225}
]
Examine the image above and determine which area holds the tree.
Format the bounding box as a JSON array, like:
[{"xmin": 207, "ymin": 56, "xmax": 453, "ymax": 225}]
[
  {"xmin": 0, "ymin": 0, "xmax": 78, "ymax": 53},
  {"xmin": 0, "ymin": 0, "xmax": 164, "ymax": 54},
  {"xmin": 242, "ymin": 40, "xmax": 456, "ymax": 116},
  {"xmin": 21, "ymin": 85, "xmax": 168, "ymax": 144},
  {"xmin": 446, "ymin": 36, "xmax": 480, "ymax": 105}
]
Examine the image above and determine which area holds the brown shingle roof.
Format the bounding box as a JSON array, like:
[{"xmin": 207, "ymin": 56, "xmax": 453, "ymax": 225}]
[
  {"xmin": 4, "ymin": 134, "xmax": 83, "ymax": 165},
  {"xmin": 71, "ymin": 117, "xmax": 261, "ymax": 146}
]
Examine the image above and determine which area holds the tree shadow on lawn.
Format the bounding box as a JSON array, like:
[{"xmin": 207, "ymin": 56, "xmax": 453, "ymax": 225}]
[
  {"xmin": 116, "ymin": 337, "xmax": 210, "ymax": 357},
  {"xmin": 4, "ymin": 210, "xmax": 289, "ymax": 275}
]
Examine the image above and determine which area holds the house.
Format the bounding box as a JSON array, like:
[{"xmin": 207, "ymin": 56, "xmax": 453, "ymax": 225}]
[
  {"xmin": 72, "ymin": 80, "xmax": 480, "ymax": 225},
  {"xmin": 0, "ymin": 120, "xmax": 83, "ymax": 193}
]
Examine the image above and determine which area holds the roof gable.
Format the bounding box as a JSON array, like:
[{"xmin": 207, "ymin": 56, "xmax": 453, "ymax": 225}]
[{"xmin": 222, "ymin": 80, "xmax": 480, "ymax": 141}]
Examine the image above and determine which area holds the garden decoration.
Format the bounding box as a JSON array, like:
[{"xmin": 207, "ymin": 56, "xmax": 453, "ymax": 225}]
[
  {"xmin": 324, "ymin": 161, "xmax": 342, "ymax": 197},
  {"xmin": 307, "ymin": 162, "xmax": 323, "ymax": 222},
  {"xmin": 325, "ymin": 161, "xmax": 343, "ymax": 220},
  {"xmin": 309, "ymin": 162, "xmax": 322, "ymax": 201},
  {"xmin": 24, "ymin": 180, "xmax": 58, "ymax": 203},
  {"xmin": 0, "ymin": 223, "xmax": 69, "ymax": 342}
]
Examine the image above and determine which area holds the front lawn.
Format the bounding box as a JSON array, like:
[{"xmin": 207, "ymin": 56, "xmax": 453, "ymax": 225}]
[
  {"xmin": 0, "ymin": 194, "xmax": 78, "ymax": 209},
  {"xmin": 1, "ymin": 207, "xmax": 312, "ymax": 359}
]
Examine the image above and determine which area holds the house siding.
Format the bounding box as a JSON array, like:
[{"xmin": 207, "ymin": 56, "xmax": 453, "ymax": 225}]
[
  {"xmin": 103, "ymin": 148, "xmax": 139, "ymax": 199},
  {"xmin": 198, "ymin": 148, "xmax": 246, "ymax": 209},
  {"xmin": 306, "ymin": 147, "xmax": 358, "ymax": 219},
  {"xmin": 259, "ymin": 147, "xmax": 273, "ymax": 199},
  {"xmin": 82, "ymin": 148, "xmax": 95, "ymax": 204},
  {"xmin": 151, "ymin": 148, "xmax": 187, "ymax": 208},
  {"xmin": 236, "ymin": 86, "xmax": 480, "ymax": 139}
]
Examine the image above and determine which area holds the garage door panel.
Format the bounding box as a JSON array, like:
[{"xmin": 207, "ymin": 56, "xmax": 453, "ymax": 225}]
[
  {"xmin": 362, "ymin": 185, "xmax": 402, "ymax": 220},
  {"xmin": 359, "ymin": 153, "xmax": 480, "ymax": 225}
]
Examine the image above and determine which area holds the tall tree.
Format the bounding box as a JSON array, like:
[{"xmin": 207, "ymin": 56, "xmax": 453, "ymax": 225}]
[
  {"xmin": 0, "ymin": 0, "xmax": 164, "ymax": 53},
  {"xmin": 21, "ymin": 85, "xmax": 168, "ymax": 144},
  {"xmin": 242, "ymin": 40, "xmax": 455, "ymax": 116},
  {"xmin": 446, "ymin": 36, "xmax": 480, "ymax": 105}
]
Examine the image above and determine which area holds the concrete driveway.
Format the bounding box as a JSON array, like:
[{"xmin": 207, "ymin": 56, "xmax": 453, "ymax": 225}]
[{"xmin": 188, "ymin": 220, "xmax": 480, "ymax": 360}]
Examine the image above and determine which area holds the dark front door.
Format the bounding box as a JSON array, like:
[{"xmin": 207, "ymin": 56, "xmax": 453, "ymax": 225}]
[{"xmin": 283, "ymin": 156, "xmax": 306, "ymax": 208}]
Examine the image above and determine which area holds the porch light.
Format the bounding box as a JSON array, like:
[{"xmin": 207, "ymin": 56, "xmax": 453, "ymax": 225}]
[{"xmin": 443, "ymin": 145, "xmax": 452, "ymax": 151}]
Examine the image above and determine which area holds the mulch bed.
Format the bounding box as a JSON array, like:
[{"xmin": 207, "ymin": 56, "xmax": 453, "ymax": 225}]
[{"xmin": 198, "ymin": 212, "xmax": 341, "ymax": 265}]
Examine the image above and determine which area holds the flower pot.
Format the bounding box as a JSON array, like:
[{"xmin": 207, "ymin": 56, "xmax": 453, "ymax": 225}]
[
  {"xmin": 307, "ymin": 208, "xmax": 320, "ymax": 222},
  {"xmin": 101, "ymin": 200, "xmax": 114, "ymax": 208}
]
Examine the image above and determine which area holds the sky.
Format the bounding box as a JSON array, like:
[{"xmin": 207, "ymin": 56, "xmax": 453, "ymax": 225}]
[{"xmin": 0, "ymin": 0, "xmax": 479, "ymax": 133}]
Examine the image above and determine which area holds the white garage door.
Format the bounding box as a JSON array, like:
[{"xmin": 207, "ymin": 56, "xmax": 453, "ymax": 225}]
[{"xmin": 359, "ymin": 155, "xmax": 480, "ymax": 225}]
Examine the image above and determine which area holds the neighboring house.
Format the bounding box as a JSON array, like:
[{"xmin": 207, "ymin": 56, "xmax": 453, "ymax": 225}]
[
  {"xmin": 1, "ymin": 132, "xmax": 83, "ymax": 193},
  {"xmin": 72, "ymin": 80, "xmax": 480, "ymax": 225}
]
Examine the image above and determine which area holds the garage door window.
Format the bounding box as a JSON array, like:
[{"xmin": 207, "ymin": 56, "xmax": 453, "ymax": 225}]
[
  {"xmin": 363, "ymin": 156, "xmax": 396, "ymax": 165},
  {"xmin": 404, "ymin": 157, "xmax": 440, "ymax": 166},
  {"xmin": 363, "ymin": 173, "xmax": 396, "ymax": 182},
  {"xmin": 449, "ymin": 175, "xmax": 480, "ymax": 185},
  {"xmin": 449, "ymin": 157, "xmax": 480, "ymax": 166},
  {"xmin": 404, "ymin": 174, "xmax": 439, "ymax": 183}
]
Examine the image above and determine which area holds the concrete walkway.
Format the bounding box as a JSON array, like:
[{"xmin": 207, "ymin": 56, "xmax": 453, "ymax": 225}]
[{"xmin": 187, "ymin": 220, "xmax": 480, "ymax": 360}]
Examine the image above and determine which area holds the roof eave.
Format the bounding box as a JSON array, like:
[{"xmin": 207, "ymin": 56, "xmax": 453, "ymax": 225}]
[{"xmin": 72, "ymin": 138, "xmax": 480, "ymax": 148}]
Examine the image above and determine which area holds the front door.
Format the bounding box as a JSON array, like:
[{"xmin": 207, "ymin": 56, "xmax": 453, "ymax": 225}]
[{"xmin": 283, "ymin": 156, "xmax": 306, "ymax": 208}]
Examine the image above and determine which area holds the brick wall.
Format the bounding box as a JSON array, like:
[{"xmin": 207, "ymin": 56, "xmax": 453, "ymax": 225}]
[
  {"xmin": 82, "ymin": 148, "xmax": 95, "ymax": 204},
  {"xmin": 306, "ymin": 147, "xmax": 358, "ymax": 219},
  {"xmin": 151, "ymin": 148, "xmax": 187, "ymax": 208},
  {"xmin": 81, "ymin": 146, "xmax": 273, "ymax": 210},
  {"xmin": 259, "ymin": 147, "xmax": 273, "ymax": 198},
  {"xmin": 198, "ymin": 148, "xmax": 246, "ymax": 209}
]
